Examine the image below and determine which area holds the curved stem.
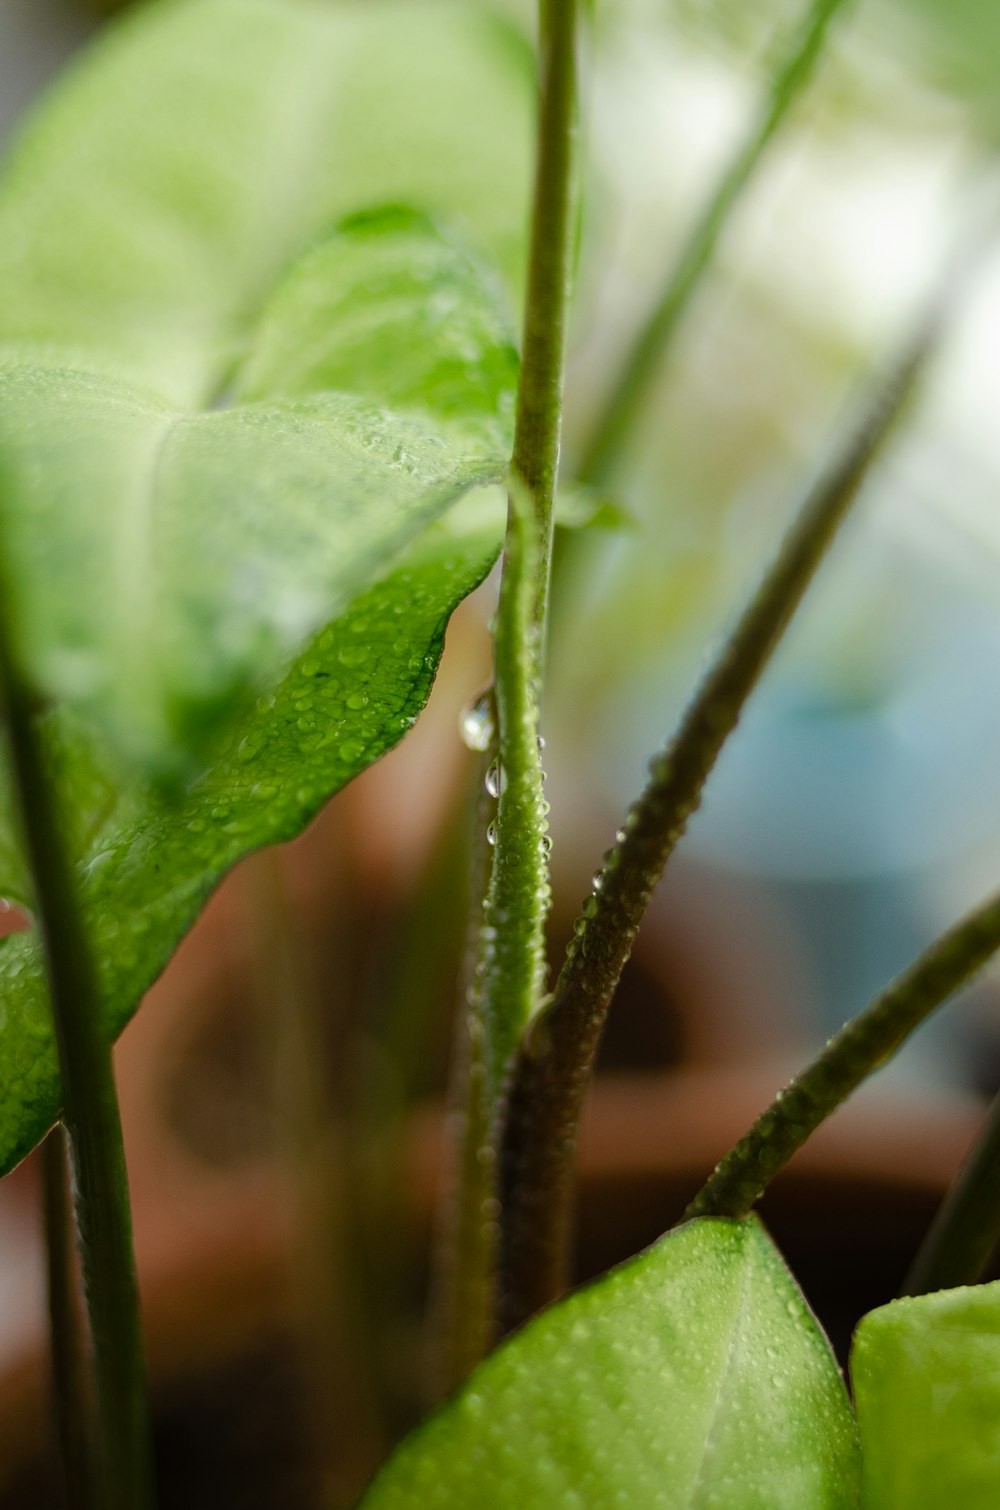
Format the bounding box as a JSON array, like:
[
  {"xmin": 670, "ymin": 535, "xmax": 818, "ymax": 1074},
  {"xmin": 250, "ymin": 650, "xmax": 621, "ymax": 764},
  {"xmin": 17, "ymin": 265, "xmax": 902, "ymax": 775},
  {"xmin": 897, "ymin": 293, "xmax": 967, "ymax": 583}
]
[
  {"xmin": 499, "ymin": 288, "xmax": 947, "ymax": 1331},
  {"xmin": 0, "ymin": 602, "xmax": 154, "ymax": 1508},
  {"xmin": 580, "ymin": 0, "xmax": 850, "ymax": 487},
  {"xmin": 902, "ymin": 1087, "xmax": 1000, "ymax": 1296},
  {"xmin": 688, "ymin": 889, "xmax": 1000, "ymax": 1219}
]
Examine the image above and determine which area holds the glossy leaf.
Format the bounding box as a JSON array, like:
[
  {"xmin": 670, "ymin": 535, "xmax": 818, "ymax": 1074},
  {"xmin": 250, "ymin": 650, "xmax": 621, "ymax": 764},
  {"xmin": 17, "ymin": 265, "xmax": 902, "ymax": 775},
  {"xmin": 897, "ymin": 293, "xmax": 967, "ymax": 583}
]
[
  {"xmin": 361, "ymin": 1217, "xmax": 860, "ymax": 1509},
  {"xmin": 0, "ymin": 482, "xmax": 504, "ymax": 1173},
  {"xmin": 0, "ymin": 0, "xmax": 532, "ymax": 406},
  {"xmin": 0, "ymin": 206, "xmax": 516, "ymax": 770},
  {"xmin": 852, "ymin": 1279, "xmax": 1000, "ymax": 1508},
  {"xmin": 0, "ymin": 0, "xmax": 527, "ymax": 1164}
]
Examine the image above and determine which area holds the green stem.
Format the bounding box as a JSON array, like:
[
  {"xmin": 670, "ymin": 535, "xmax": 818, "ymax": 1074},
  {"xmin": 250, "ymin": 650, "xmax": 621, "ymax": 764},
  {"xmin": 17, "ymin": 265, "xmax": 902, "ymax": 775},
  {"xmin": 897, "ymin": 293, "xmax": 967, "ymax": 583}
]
[
  {"xmin": 510, "ymin": 0, "xmax": 579, "ymax": 631},
  {"xmin": 479, "ymin": 482, "xmax": 551, "ymax": 1107},
  {"xmin": 580, "ymin": 0, "xmax": 850, "ymax": 487},
  {"xmin": 429, "ymin": 758, "xmax": 501, "ymax": 1396},
  {"xmin": 0, "ymin": 610, "xmax": 154, "ymax": 1508},
  {"xmin": 687, "ymin": 890, "xmax": 1000, "ymax": 1219},
  {"xmin": 41, "ymin": 1125, "xmax": 99, "ymax": 1510},
  {"xmin": 499, "ymin": 289, "xmax": 945, "ymax": 1331},
  {"xmin": 901, "ymin": 1087, "xmax": 1000, "ymax": 1296},
  {"xmin": 475, "ymin": 0, "xmax": 579, "ymax": 1102},
  {"xmin": 453, "ymin": 0, "xmax": 577, "ymax": 1350}
]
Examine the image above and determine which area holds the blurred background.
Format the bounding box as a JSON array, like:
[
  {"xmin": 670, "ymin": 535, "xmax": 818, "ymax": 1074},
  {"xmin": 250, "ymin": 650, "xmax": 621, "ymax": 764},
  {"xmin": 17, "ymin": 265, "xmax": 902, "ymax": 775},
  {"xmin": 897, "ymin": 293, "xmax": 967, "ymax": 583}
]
[{"xmin": 1, "ymin": 0, "xmax": 1000, "ymax": 1504}]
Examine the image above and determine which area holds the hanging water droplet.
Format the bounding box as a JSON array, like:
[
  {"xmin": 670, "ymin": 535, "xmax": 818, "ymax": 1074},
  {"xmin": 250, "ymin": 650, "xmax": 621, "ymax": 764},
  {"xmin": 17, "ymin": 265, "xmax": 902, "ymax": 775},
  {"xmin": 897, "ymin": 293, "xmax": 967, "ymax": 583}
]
[
  {"xmin": 592, "ymin": 870, "xmax": 604, "ymax": 892},
  {"xmin": 486, "ymin": 820, "xmax": 498, "ymax": 847},
  {"xmin": 615, "ymin": 827, "xmax": 627, "ymax": 844},
  {"xmin": 540, "ymin": 834, "xmax": 553, "ymax": 856},
  {"xmin": 460, "ymin": 687, "xmax": 494, "ymax": 751},
  {"xmin": 485, "ymin": 760, "xmax": 504, "ymax": 799},
  {"xmin": 536, "ymin": 734, "xmax": 546, "ymax": 753}
]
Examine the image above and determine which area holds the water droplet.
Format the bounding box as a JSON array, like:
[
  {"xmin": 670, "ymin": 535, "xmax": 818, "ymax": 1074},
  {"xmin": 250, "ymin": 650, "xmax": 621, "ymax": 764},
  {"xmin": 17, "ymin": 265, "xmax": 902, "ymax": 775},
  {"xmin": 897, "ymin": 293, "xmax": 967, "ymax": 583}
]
[
  {"xmin": 339, "ymin": 738, "xmax": 365, "ymax": 763},
  {"xmin": 540, "ymin": 834, "xmax": 553, "ymax": 856},
  {"xmin": 486, "ymin": 820, "xmax": 497, "ymax": 847},
  {"xmin": 615, "ymin": 827, "xmax": 627, "ymax": 844},
  {"xmin": 485, "ymin": 760, "xmax": 504, "ymax": 799},
  {"xmin": 460, "ymin": 687, "xmax": 494, "ymax": 751},
  {"xmin": 592, "ymin": 870, "xmax": 604, "ymax": 892}
]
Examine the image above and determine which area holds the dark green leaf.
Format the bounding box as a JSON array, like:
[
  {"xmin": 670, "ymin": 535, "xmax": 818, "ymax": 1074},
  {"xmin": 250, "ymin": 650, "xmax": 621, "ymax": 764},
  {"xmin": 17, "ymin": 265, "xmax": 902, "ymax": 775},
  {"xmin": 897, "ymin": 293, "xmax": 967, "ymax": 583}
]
[{"xmin": 361, "ymin": 1217, "xmax": 860, "ymax": 1508}]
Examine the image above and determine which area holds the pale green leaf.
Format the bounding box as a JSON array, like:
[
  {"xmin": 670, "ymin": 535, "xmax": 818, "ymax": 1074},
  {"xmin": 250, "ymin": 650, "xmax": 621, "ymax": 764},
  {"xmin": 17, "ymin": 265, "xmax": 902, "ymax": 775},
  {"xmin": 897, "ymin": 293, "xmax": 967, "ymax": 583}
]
[
  {"xmin": 852, "ymin": 1279, "xmax": 1000, "ymax": 1508},
  {"xmin": 0, "ymin": 209, "xmax": 517, "ymax": 769},
  {"xmin": 361, "ymin": 1217, "xmax": 860, "ymax": 1509},
  {"xmin": 0, "ymin": 0, "xmax": 527, "ymax": 1161},
  {"xmin": 0, "ymin": 0, "xmax": 532, "ymax": 406}
]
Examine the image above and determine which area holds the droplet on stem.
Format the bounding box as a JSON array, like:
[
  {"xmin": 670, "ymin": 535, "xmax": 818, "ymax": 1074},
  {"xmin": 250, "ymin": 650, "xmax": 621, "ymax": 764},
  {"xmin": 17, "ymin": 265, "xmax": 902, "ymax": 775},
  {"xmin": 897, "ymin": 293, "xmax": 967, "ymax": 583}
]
[{"xmin": 460, "ymin": 686, "xmax": 495, "ymax": 752}]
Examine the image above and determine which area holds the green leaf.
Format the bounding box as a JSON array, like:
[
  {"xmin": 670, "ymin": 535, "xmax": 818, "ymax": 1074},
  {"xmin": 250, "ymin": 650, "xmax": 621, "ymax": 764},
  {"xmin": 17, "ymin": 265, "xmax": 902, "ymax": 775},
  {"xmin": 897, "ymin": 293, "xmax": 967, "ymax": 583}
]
[
  {"xmin": 0, "ymin": 205, "xmax": 517, "ymax": 770},
  {"xmin": 0, "ymin": 480, "xmax": 504, "ymax": 1173},
  {"xmin": 361, "ymin": 1217, "xmax": 860, "ymax": 1509},
  {"xmin": 851, "ymin": 1280, "xmax": 1000, "ymax": 1508},
  {"xmin": 0, "ymin": 0, "xmax": 528, "ymax": 1163},
  {"xmin": 0, "ymin": 0, "xmax": 532, "ymax": 407}
]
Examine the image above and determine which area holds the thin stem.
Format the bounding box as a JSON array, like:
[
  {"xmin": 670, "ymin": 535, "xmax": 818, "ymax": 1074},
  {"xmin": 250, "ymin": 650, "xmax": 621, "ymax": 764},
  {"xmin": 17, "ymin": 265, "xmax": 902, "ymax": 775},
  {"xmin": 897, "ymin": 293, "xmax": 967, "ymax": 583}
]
[
  {"xmin": 688, "ymin": 889, "xmax": 1000, "ymax": 1219},
  {"xmin": 0, "ymin": 599, "xmax": 154, "ymax": 1508},
  {"xmin": 242, "ymin": 849, "xmax": 383, "ymax": 1507},
  {"xmin": 41, "ymin": 1124, "xmax": 99, "ymax": 1510},
  {"xmin": 449, "ymin": 0, "xmax": 578, "ymax": 1356},
  {"xmin": 901, "ymin": 1087, "xmax": 1000, "ymax": 1296},
  {"xmin": 580, "ymin": 0, "xmax": 850, "ymax": 487},
  {"xmin": 473, "ymin": 0, "xmax": 579, "ymax": 1105},
  {"xmin": 429, "ymin": 755, "xmax": 502, "ymax": 1396},
  {"xmin": 499, "ymin": 288, "xmax": 947, "ymax": 1331},
  {"xmin": 479, "ymin": 483, "xmax": 551, "ymax": 1106},
  {"xmin": 510, "ymin": 0, "xmax": 579, "ymax": 632}
]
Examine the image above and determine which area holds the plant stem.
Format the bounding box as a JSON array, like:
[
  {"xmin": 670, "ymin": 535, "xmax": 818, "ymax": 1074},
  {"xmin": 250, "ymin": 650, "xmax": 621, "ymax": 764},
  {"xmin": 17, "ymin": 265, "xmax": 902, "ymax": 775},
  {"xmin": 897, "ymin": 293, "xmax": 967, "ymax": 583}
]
[
  {"xmin": 499, "ymin": 291, "xmax": 945, "ymax": 1332},
  {"xmin": 429, "ymin": 758, "xmax": 502, "ymax": 1396},
  {"xmin": 580, "ymin": 0, "xmax": 850, "ymax": 488},
  {"xmin": 0, "ymin": 609, "xmax": 154, "ymax": 1508},
  {"xmin": 479, "ymin": 0, "xmax": 579, "ymax": 1110},
  {"xmin": 242, "ymin": 848, "xmax": 383, "ymax": 1507},
  {"xmin": 687, "ymin": 890, "xmax": 1000, "ymax": 1219},
  {"xmin": 446, "ymin": 0, "xmax": 577, "ymax": 1359},
  {"xmin": 901, "ymin": 1087, "xmax": 1000, "ymax": 1296},
  {"xmin": 41, "ymin": 1124, "xmax": 99, "ymax": 1510},
  {"xmin": 479, "ymin": 484, "xmax": 551, "ymax": 1106},
  {"xmin": 510, "ymin": 0, "xmax": 579, "ymax": 632}
]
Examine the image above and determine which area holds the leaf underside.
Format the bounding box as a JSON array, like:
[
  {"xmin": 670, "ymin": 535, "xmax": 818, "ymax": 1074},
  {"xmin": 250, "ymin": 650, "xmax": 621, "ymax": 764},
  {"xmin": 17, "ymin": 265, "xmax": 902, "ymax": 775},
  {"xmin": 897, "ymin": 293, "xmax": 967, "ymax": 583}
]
[
  {"xmin": 852, "ymin": 1279, "xmax": 1000, "ymax": 1508},
  {"xmin": 361, "ymin": 1218, "xmax": 860, "ymax": 1509},
  {"xmin": 0, "ymin": 0, "xmax": 532, "ymax": 1170}
]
